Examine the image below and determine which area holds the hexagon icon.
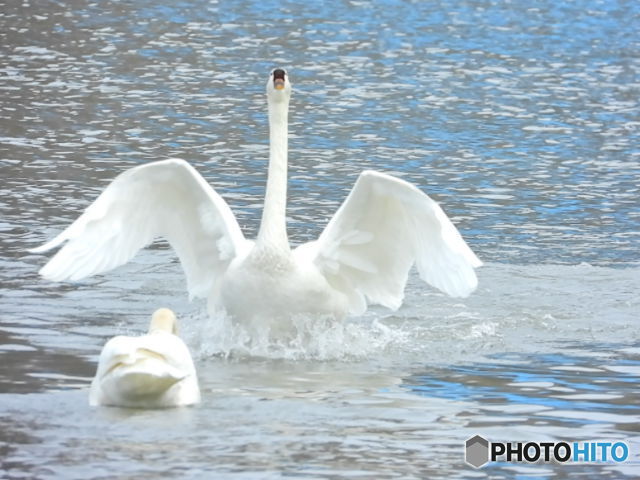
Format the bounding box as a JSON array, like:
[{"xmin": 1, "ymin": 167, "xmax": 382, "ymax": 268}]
[{"xmin": 465, "ymin": 435, "xmax": 489, "ymax": 468}]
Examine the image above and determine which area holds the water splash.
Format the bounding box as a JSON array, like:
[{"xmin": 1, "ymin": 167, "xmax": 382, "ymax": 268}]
[{"xmin": 184, "ymin": 309, "xmax": 406, "ymax": 361}]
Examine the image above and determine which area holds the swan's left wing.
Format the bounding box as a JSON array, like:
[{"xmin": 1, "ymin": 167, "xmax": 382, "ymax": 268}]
[
  {"xmin": 30, "ymin": 158, "xmax": 247, "ymax": 299},
  {"xmin": 296, "ymin": 171, "xmax": 482, "ymax": 315}
]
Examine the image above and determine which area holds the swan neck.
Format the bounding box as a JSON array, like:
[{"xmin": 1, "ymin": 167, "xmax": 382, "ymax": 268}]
[{"xmin": 258, "ymin": 99, "xmax": 289, "ymax": 250}]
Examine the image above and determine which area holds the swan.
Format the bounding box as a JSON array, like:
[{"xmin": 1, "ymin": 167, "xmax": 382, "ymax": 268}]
[
  {"xmin": 31, "ymin": 68, "xmax": 482, "ymax": 333},
  {"xmin": 89, "ymin": 308, "xmax": 200, "ymax": 408}
]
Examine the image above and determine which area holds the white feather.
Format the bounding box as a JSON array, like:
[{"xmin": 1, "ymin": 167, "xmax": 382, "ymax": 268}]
[
  {"xmin": 30, "ymin": 158, "xmax": 247, "ymax": 300},
  {"xmin": 297, "ymin": 170, "xmax": 482, "ymax": 315}
]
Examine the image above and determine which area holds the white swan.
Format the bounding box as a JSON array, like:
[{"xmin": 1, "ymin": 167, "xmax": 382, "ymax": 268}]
[
  {"xmin": 89, "ymin": 308, "xmax": 200, "ymax": 408},
  {"xmin": 31, "ymin": 68, "xmax": 482, "ymax": 332}
]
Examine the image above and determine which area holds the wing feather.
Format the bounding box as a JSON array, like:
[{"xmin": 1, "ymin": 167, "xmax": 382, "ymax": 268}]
[
  {"xmin": 298, "ymin": 170, "xmax": 481, "ymax": 314},
  {"xmin": 30, "ymin": 158, "xmax": 246, "ymax": 299}
]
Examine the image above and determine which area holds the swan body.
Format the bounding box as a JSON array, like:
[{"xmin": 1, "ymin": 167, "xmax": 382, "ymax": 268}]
[
  {"xmin": 31, "ymin": 69, "xmax": 482, "ymax": 333},
  {"xmin": 89, "ymin": 308, "xmax": 200, "ymax": 408}
]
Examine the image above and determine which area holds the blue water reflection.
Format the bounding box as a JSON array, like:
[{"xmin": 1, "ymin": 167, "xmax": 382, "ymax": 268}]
[{"xmin": 404, "ymin": 344, "xmax": 640, "ymax": 426}]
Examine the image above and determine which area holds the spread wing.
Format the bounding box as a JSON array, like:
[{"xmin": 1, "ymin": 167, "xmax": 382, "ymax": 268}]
[
  {"xmin": 296, "ymin": 170, "xmax": 482, "ymax": 315},
  {"xmin": 30, "ymin": 158, "xmax": 247, "ymax": 299}
]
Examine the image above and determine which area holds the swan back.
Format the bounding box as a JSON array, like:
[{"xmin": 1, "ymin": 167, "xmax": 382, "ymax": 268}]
[{"xmin": 89, "ymin": 309, "xmax": 200, "ymax": 408}]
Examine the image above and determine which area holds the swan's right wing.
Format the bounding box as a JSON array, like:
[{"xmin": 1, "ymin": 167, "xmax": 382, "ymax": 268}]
[
  {"xmin": 297, "ymin": 171, "xmax": 481, "ymax": 315},
  {"xmin": 30, "ymin": 158, "xmax": 247, "ymax": 299}
]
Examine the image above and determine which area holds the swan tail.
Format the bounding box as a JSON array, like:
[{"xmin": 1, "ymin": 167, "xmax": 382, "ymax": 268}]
[{"xmin": 108, "ymin": 368, "xmax": 185, "ymax": 399}]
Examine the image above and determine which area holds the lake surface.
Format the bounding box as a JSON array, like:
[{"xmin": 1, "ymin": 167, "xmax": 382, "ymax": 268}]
[{"xmin": 1, "ymin": 0, "xmax": 639, "ymax": 478}]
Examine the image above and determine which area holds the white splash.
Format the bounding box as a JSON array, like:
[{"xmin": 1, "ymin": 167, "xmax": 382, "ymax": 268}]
[{"xmin": 183, "ymin": 309, "xmax": 404, "ymax": 361}]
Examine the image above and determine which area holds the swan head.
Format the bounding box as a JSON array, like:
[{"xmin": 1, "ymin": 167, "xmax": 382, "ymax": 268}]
[
  {"xmin": 266, "ymin": 68, "xmax": 291, "ymax": 103},
  {"xmin": 148, "ymin": 308, "xmax": 177, "ymax": 335}
]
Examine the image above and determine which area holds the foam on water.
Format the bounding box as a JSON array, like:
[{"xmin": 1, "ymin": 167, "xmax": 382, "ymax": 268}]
[{"xmin": 184, "ymin": 309, "xmax": 407, "ymax": 361}]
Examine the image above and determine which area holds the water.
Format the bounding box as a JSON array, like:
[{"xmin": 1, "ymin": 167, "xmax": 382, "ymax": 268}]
[{"xmin": 1, "ymin": 0, "xmax": 639, "ymax": 477}]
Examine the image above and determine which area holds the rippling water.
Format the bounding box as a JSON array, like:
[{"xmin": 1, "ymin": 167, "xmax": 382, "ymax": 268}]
[{"xmin": 1, "ymin": 0, "xmax": 639, "ymax": 478}]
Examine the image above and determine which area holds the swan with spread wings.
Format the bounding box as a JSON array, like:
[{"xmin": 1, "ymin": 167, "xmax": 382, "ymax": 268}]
[{"xmin": 31, "ymin": 69, "xmax": 482, "ymax": 329}]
